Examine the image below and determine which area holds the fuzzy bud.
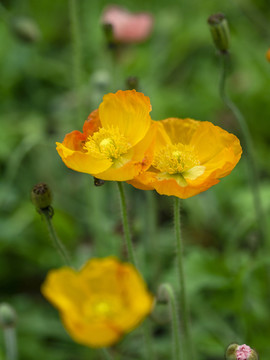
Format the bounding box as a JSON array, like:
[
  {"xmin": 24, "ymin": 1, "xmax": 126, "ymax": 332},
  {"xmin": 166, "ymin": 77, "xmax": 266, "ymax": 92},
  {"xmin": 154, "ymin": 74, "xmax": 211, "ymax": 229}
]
[
  {"xmin": 31, "ymin": 183, "xmax": 52, "ymax": 210},
  {"xmin": 0, "ymin": 303, "xmax": 17, "ymax": 328},
  {"xmin": 225, "ymin": 343, "xmax": 258, "ymax": 360},
  {"xmin": 207, "ymin": 13, "xmax": 230, "ymax": 53}
]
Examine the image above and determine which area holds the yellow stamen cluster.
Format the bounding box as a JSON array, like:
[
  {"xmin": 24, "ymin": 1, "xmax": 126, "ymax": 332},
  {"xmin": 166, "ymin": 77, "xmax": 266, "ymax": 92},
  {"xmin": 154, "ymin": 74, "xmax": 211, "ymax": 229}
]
[
  {"xmin": 84, "ymin": 127, "xmax": 131, "ymax": 160},
  {"xmin": 153, "ymin": 143, "xmax": 200, "ymax": 174}
]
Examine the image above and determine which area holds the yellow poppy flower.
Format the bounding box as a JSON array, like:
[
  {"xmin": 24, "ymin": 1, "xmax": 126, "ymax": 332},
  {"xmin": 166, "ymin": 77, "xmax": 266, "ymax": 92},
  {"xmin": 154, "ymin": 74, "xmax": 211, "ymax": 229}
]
[
  {"xmin": 128, "ymin": 118, "xmax": 242, "ymax": 199},
  {"xmin": 56, "ymin": 90, "xmax": 156, "ymax": 181},
  {"xmin": 41, "ymin": 257, "xmax": 154, "ymax": 348}
]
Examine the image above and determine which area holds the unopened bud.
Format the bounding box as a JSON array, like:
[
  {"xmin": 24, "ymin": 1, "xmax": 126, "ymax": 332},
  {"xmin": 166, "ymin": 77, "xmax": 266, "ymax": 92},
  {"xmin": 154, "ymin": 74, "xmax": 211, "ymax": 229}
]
[
  {"xmin": 31, "ymin": 183, "xmax": 52, "ymax": 210},
  {"xmin": 225, "ymin": 343, "xmax": 258, "ymax": 360},
  {"xmin": 126, "ymin": 76, "xmax": 139, "ymax": 91},
  {"xmin": 10, "ymin": 16, "xmax": 41, "ymax": 43},
  {"xmin": 0, "ymin": 303, "xmax": 17, "ymax": 328},
  {"xmin": 102, "ymin": 23, "xmax": 116, "ymax": 48},
  {"xmin": 207, "ymin": 13, "xmax": 230, "ymax": 53},
  {"xmin": 94, "ymin": 177, "xmax": 105, "ymax": 187}
]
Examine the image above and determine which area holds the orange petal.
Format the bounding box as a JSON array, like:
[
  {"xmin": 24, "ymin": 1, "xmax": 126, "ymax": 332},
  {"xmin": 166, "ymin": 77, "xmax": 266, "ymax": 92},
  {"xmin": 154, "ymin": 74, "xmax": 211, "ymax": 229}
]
[
  {"xmin": 99, "ymin": 90, "xmax": 151, "ymax": 146},
  {"xmin": 152, "ymin": 177, "xmax": 220, "ymax": 199},
  {"xmin": 82, "ymin": 109, "xmax": 101, "ymax": 137}
]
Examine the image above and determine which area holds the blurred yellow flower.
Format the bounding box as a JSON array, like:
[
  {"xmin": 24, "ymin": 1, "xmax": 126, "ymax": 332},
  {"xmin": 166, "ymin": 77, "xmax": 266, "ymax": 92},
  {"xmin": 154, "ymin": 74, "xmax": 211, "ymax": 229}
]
[
  {"xmin": 128, "ymin": 118, "xmax": 242, "ymax": 199},
  {"xmin": 56, "ymin": 90, "xmax": 156, "ymax": 181},
  {"xmin": 41, "ymin": 257, "xmax": 154, "ymax": 348}
]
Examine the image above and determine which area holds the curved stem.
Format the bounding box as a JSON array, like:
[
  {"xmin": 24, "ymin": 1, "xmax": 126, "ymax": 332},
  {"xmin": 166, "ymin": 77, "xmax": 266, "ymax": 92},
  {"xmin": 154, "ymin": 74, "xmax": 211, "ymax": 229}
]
[
  {"xmin": 69, "ymin": 0, "xmax": 83, "ymax": 119},
  {"xmin": 159, "ymin": 283, "xmax": 182, "ymax": 360},
  {"xmin": 219, "ymin": 53, "xmax": 266, "ymax": 246},
  {"xmin": 4, "ymin": 327, "xmax": 17, "ymax": 360},
  {"xmin": 174, "ymin": 197, "xmax": 193, "ymax": 360},
  {"xmin": 117, "ymin": 182, "xmax": 137, "ymax": 267},
  {"xmin": 42, "ymin": 209, "xmax": 72, "ymax": 266}
]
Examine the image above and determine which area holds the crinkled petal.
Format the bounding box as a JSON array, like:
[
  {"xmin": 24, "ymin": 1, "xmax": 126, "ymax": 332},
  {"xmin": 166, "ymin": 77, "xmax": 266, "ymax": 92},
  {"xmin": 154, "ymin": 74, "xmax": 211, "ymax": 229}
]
[{"xmin": 99, "ymin": 90, "xmax": 151, "ymax": 146}]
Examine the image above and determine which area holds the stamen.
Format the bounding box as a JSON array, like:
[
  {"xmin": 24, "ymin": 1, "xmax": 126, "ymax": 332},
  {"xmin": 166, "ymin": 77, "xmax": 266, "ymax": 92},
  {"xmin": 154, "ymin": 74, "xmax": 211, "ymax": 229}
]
[{"xmin": 84, "ymin": 127, "xmax": 131, "ymax": 161}]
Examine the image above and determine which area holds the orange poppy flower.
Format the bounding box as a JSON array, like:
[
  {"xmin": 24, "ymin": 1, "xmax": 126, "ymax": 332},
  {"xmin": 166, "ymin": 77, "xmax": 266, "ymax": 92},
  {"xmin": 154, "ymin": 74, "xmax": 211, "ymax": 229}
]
[
  {"xmin": 56, "ymin": 90, "xmax": 156, "ymax": 181},
  {"xmin": 41, "ymin": 257, "xmax": 154, "ymax": 348},
  {"xmin": 128, "ymin": 118, "xmax": 242, "ymax": 199}
]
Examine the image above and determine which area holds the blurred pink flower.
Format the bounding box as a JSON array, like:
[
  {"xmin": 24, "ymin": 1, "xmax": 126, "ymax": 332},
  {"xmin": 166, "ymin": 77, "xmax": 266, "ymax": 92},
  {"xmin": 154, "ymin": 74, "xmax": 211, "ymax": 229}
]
[
  {"xmin": 101, "ymin": 5, "xmax": 153, "ymax": 43},
  {"xmin": 236, "ymin": 345, "xmax": 252, "ymax": 360}
]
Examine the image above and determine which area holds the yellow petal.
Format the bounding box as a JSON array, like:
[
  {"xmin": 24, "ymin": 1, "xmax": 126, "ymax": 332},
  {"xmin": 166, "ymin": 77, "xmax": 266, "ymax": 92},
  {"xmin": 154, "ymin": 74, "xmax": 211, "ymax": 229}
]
[
  {"xmin": 99, "ymin": 90, "xmax": 151, "ymax": 146},
  {"xmin": 62, "ymin": 314, "xmax": 121, "ymax": 348},
  {"xmin": 56, "ymin": 142, "xmax": 112, "ymax": 175},
  {"xmin": 41, "ymin": 268, "xmax": 86, "ymax": 314}
]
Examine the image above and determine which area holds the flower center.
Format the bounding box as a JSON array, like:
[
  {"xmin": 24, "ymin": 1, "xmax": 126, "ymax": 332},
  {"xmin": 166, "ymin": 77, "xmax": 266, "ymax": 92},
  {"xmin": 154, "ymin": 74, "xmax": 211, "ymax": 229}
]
[
  {"xmin": 84, "ymin": 127, "xmax": 131, "ymax": 161},
  {"xmin": 153, "ymin": 143, "xmax": 205, "ymax": 186},
  {"xmin": 153, "ymin": 144, "xmax": 200, "ymax": 174}
]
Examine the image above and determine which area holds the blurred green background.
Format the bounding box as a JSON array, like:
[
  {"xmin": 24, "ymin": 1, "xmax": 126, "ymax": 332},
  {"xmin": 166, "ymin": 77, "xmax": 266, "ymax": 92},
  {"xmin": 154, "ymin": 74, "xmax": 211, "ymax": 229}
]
[{"xmin": 1, "ymin": 0, "xmax": 270, "ymax": 359}]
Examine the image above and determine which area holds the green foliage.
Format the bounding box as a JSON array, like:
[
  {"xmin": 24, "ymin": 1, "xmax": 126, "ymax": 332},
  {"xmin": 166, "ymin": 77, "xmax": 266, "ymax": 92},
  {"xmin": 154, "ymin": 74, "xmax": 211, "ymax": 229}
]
[{"xmin": 1, "ymin": 0, "xmax": 270, "ymax": 359}]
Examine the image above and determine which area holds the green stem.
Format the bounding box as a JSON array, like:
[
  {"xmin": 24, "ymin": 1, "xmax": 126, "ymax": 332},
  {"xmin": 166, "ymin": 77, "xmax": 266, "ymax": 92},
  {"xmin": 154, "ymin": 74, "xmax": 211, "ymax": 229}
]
[
  {"xmin": 143, "ymin": 320, "xmax": 154, "ymax": 360},
  {"xmin": 100, "ymin": 348, "xmax": 114, "ymax": 360},
  {"xmin": 4, "ymin": 327, "xmax": 17, "ymax": 360},
  {"xmin": 117, "ymin": 182, "xmax": 153, "ymax": 360},
  {"xmin": 69, "ymin": 0, "xmax": 83, "ymax": 119},
  {"xmin": 159, "ymin": 284, "xmax": 182, "ymax": 360},
  {"xmin": 219, "ymin": 52, "xmax": 266, "ymax": 246},
  {"xmin": 174, "ymin": 197, "xmax": 193, "ymax": 360},
  {"xmin": 42, "ymin": 209, "xmax": 72, "ymax": 266},
  {"xmin": 117, "ymin": 182, "xmax": 137, "ymax": 267}
]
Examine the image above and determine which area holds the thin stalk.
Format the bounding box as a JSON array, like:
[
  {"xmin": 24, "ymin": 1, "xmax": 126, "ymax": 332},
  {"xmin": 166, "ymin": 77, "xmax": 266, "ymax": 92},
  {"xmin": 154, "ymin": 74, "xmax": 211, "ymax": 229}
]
[
  {"xmin": 117, "ymin": 182, "xmax": 137, "ymax": 267},
  {"xmin": 159, "ymin": 284, "xmax": 182, "ymax": 360},
  {"xmin": 143, "ymin": 320, "xmax": 154, "ymax": 360},
  {"xmin": 42, "ymin": 209, "xmax": 72, "ymax": 266},
  {"xmin": 69, "ymin": 0, "xmax": 83, "ymax": 119},
  {"xmin": 117, "ymin": 182, "xmax": 153, "ymax": 360},
  {"xmin": 4, "ymin": 327, "xmax": 17, "ymax": 360},
  {"xmin": 100, "ymin": 348, "xmax": 114, "ymax": 360},
  {"xmin": 174, "ymin": 197, "xmax": 193, "ymax": 360},
  {"xmin": 219, "ymin": 52, "xmax": 266, "ymax": 246}
]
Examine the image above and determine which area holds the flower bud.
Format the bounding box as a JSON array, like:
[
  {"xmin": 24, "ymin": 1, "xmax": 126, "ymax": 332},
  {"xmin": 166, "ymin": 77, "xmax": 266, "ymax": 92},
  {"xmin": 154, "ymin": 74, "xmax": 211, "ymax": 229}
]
[
  {"xmin": 207, "ymin": 13, "xmax": 230, "ymax": 53},
  {"xmin": 10, "ymin": 16, "xmax": 41, "ymax": 43},
  {"xmin": 31, "ymin": 183, "xmax": 52, "ymax": 210},
  {"xmin": 0, "ymin": 303, "xmax": 17, "ymax": 328},
  {"xmin": 94, "ymin": 177, "xmax": 105, "ymax": 187},
  {"xmin": 225, "ymin": 343, "xmax": 259, "ymax": 360},
  {"xmin": 126, "ymin": 76, "xmax": 139, "ymax": 91},
  {"xmin": 102, "ymin": 23, "xmax": 116, "ymax": 48}
]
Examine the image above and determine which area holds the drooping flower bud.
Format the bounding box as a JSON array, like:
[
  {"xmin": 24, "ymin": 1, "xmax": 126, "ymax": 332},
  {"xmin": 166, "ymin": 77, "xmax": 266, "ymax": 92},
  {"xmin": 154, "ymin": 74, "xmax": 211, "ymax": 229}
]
[
  {"xmin": 225, "ymin": 343, "xmax": 259, "ymax": 360},
  {"xmin": 207, "ymin": 13, "xmax": 230, "ymax": 53},
  {"xmin": 31, "ymin": 183, "xmax": 52, "ymax": 210},
  {"xmin": 10, "ymin": 16, "xmax": 41, "ymax": 43},
  {"xmin": 0, "ymin": 303, "xmax": 17, "ymax": 328}
]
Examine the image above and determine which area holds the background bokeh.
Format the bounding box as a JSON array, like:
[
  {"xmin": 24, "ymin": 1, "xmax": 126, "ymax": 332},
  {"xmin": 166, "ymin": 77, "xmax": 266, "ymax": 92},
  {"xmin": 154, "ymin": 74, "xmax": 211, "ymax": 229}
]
[{"xmin": 1, "ymin": 0, "xmax": 270, "ymax": 359}]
